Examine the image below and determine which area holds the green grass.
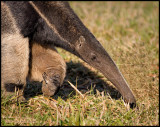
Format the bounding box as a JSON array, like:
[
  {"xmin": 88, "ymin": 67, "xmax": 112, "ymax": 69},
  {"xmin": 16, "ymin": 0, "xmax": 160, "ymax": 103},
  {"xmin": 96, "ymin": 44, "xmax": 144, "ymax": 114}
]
[{"xmin": 1, "ymin": 1, "xmax": 159, "ymax": 126}]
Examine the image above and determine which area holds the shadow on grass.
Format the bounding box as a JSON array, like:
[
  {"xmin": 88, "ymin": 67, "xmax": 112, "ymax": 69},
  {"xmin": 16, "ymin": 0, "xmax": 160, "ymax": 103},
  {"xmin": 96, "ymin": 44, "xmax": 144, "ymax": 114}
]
[{"xmin": 24, "ymin": 61, "xmax": 121, "ymax": 101}]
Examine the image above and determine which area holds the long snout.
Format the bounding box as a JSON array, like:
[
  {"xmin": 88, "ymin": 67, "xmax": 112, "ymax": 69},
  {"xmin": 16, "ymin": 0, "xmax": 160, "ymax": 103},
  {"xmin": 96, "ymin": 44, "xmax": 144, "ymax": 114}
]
[{"xmin": 74, "ymin": 36, "xmax": 136, "ymax": 104}]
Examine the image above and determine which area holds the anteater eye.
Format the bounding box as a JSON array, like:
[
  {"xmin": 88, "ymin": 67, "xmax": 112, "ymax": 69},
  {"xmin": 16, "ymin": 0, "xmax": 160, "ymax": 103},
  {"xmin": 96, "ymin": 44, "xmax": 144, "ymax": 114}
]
[{"xmin": 91, "ymin": 53, "xmax": 96, "ymax": 61}]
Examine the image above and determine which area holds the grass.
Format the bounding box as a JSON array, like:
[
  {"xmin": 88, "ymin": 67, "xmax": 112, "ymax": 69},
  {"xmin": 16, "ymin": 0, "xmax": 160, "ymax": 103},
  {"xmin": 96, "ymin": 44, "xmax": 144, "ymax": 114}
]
[{"xmin": 1, "ymin": 1, "xmax": 159, "ymax": 126}]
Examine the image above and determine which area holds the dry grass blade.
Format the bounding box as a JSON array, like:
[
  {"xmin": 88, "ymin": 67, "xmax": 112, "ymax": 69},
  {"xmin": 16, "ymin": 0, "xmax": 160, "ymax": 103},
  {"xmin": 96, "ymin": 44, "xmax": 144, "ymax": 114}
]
[{"xmin": 68, "ymin": 81, "xmax": 84, "ymax": 98}]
